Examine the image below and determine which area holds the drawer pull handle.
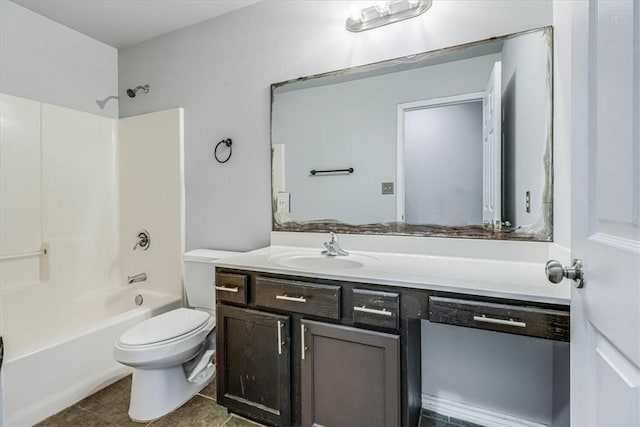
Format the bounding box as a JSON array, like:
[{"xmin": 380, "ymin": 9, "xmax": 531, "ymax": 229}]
[
  {"xmin": 354, "ymin": 306, "xmax": 393, "ymax": 317},
  {"xmin": 473, "ymin": 315, "xmax": 526, "ymax": 328},
  {"xmin": 301, "ymin": 324, "xmax": 307, "ymax": 360},
  {"xmin": 276, "ymin": 294, "xmax": 307, "ymax": 303},
  {"xmin": 215, "ymin": 286, "xmax": 239, "ymax": 293}
]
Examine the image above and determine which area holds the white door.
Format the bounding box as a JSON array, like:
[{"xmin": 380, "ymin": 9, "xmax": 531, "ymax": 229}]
[
  {"xmin": 482, "ymin": 61, "xmax": 502, "ymax": 228},
  {"xmin": 570, "ymin": 1, "xmax": 640, "ymax": 425}
]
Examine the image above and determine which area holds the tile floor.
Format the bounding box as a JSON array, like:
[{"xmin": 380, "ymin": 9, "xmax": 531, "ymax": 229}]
[
  {"xmin": 419, "ymin": 409, "xmax": 483, "ymax": 427},
  {"xmin": 35, "ymin": 375, "xmax": 265, "ymax": 427},
  {"xmin": 36, "ymin": 375, "xmax": 482, "ymax": 427}
]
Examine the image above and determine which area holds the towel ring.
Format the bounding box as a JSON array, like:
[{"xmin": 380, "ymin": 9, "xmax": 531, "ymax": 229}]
[{"xmin": 214, "ymin": 138, "xmax": 232, "ymax": 163}]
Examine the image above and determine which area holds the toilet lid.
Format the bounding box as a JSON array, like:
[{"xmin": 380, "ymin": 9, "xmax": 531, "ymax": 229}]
[{"xmin": 119, "ymin": 308, "xmax": 211, "ymax": 346}]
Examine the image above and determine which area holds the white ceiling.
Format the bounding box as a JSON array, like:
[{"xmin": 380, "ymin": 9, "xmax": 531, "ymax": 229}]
[{"xmin": 11, "ymin": 0, "xmax": 262, "ymax": 49}]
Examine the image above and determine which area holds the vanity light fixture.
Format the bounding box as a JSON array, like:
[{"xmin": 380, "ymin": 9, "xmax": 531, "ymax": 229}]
[{"xmin": 346, "ymin": 0, "xmax": 432, "ymax": 32}]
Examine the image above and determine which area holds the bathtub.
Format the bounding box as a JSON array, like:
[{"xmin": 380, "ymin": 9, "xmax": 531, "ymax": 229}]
[{"xmin": 2, "ymin": 286, "xmax": 181, "ymax": 426}]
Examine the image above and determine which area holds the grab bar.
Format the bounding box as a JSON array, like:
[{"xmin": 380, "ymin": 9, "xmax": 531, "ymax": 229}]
[
  {"xmin": 0, "ymin": 248, "xmax": 47, "ymax": 262},
  {"xmin": 310, "ymin": 168, "xmax": 354, "ymax": 176}
]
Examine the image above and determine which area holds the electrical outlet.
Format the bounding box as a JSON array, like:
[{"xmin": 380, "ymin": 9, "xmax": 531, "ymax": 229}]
[
  {"xmin": 381, "ymin": 182, "xmax": 394, "ymax": 195},
  {"xmin": 276, "ymin": 191, "xmax": 290, "ymax": 213}
]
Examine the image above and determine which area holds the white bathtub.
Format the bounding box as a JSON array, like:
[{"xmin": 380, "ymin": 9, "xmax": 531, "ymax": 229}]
[{"xmin": 2, "ymin": 286, "xmax": 181, "ymax": 426}]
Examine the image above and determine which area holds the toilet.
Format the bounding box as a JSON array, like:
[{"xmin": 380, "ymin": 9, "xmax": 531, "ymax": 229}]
[{"xmin": 114, "ymin": 249, "xmax": 240, "ymax": 422}]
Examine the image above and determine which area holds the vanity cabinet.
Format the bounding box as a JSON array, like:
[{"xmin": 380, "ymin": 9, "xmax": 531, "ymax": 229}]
[
  {"xmin": 428, "ymin": 296, "xmax": 570, "ymax": 341},
  {"xmin": 216, "ymin": 304, "xmax": 291, "ymax": 426},
  {"xmin": 215, "ymin": 267, "xmax": 570, "ymax": 427},
  {"xmin": 254, "ymin": 276, "xmax": 341, "ymax": 319},
  {"xmin": 215, "ymin": 270, "xmax": 410, "ymax": 426},
  {"xmin": 300, "ymin": 320, "xmax": 400, "ymax": 427}
]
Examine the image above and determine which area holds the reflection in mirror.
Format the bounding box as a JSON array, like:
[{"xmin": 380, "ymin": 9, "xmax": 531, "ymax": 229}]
[{"xmin": 271, "ymin": 27, "xmax": 552, "ymax": 241}]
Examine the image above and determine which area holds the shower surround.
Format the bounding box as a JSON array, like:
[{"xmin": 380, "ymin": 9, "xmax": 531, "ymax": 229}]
[{"xmin": 0, "ymin": 94, "xmax": 185, "ymax": 425}]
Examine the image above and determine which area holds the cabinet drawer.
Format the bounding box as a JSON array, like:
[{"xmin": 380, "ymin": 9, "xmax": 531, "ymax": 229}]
[
  {"xmin": 255, "ymin": 277, "xmax": 340, "ymax": 319},
  {"xmin": 428, "ymin": 297, "xmax": 570, "ymax": 342},
  {"xmin": 352, "ymin": 289, "xmax": 400, "ymax": 329},
  {"xmin": 215, "ymin": 273, "xmax": 248, "ymax": 305}
]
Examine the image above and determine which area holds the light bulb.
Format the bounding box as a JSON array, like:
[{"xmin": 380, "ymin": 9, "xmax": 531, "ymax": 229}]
[
  {"xmin": 389, "ymin": 0, "xmax": 412, "ymax": 14},
  {"xmin": 349, "ymin": 6, "xmax": 362, "ymax": 23},
  {"xmin": 375, "ymin": 1, "xmax": 390, "ymax": 16}
]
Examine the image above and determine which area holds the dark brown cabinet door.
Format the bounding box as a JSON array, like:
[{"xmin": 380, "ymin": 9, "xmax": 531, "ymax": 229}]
[
  {"xmin": 217, "ymin": 305, "xmax": 291, "ymax": 426},
  {"xmin": 301, "ymin": 320, "xmax": 400, "ymax": 427}
]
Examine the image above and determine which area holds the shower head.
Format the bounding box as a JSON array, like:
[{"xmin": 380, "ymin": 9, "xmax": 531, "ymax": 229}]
[{"xmin": 126, "ymin": 85, "xmax": 150, "ymax": 98}]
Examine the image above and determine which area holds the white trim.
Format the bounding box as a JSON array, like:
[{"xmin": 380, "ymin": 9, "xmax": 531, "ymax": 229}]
[
  {"xmin": 588, "ymin": 232, "xmax": 640, "ymax": 254},
  {"xmin": 421, "ymin": 394, "xmax": 549, "ymax": 427},
  {"xmin": 396, "ymin": 104, "xmax": 405, "ymax": 222},
  {"xmin": 396, "ymin": 92, "xmax": 485, "ymax": 222}
]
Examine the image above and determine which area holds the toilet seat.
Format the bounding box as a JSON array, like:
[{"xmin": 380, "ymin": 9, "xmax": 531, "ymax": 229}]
[
  {"xmin": 119, "ymin": 308, "xmax": 210, "ymax": 347},
  {"xmin": 114, "ymin": 308, "xmax": 215, "ymax": 369}
]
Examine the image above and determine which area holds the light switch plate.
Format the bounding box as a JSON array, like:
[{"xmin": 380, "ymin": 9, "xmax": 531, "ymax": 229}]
[
  {"xmin": 381, "ymin": 182, "xmax": 394, "ymax": 195},
  {"xmin": 276, "ymin": 191, "xmax": 290, "ymax": 213}
]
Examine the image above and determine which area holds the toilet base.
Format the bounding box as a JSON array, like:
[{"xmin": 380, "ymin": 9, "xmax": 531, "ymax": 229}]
[{"xmin": 128, "ymin": 364, "xmax": 215, "ymax": 422}]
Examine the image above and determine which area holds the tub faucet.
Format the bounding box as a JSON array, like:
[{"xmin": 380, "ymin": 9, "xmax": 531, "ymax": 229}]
[
  {"xmin": 127, "ymin": 273, "xmax": 147, "ymax": 284},
  {"xmin": 321, "ymin": 232, "xmax": 348, "ymax": 256}
]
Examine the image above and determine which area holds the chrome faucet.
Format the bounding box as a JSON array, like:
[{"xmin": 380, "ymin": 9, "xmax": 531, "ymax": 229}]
[
  {"xmin": 127, "ymin": 273, "xmax": 147, "ymax": 284},
  {"xmin": 321, "ymin": 232, "xmax": 348, "ymax": 256}
]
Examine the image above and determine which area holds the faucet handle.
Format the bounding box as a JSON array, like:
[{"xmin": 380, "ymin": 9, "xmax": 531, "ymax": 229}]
[
  {"xmin": 133, "ymin": 230, "xmax": 150, "ymax": 251},
  {"xmin": 321, "ymin": 242, "xmax": 332, "ymax": 255},
  {"xmin": 321, "ymin": 232, "xmax": 348, "ymax": 256}
]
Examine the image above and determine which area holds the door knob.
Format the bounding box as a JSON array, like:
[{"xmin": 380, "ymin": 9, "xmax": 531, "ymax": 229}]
[{"xmin": 546, "ymin": 259, "xmax": 585, "ymax": 288}]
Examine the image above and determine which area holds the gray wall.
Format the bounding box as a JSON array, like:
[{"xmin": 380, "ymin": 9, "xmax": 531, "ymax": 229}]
[
  {"xmin": 118, "ymin": 0, "xmax": 553, "ymax": 252},
  {"xmin": 501, "ymin": 30, "xmax": 550, "ymax": 229},
  {"xmin": 0, "ymin": 1, "xmax": 118, "ymax": 118},
  {"xmin": 422, "ymin": 321, "xmax": 556, "ymax": 425},
  {"xmin": 405, "ymin": 101, "xmax": 483, "ymax": 226}
]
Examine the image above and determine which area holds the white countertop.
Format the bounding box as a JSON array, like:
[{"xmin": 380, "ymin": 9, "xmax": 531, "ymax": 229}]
[{"xmin": 215, "ymin": 246, "xmax": 571, "ymax": 306}]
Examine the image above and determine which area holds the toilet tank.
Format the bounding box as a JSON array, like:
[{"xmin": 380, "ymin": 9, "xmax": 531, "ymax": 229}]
[{"xmin": 183, "ymin": 249, "xmax": 243, "ymax": 314}]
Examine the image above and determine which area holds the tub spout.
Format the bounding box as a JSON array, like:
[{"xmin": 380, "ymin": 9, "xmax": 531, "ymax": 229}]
[{"xmin": 127, "ymin": 273, "xmax": 147, "ymax": 284}]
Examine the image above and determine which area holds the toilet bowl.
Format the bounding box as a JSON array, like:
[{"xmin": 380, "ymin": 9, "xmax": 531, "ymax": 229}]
[{"xmin": 114, "ymin": 249, "xmax": 241, "ymax": 422}]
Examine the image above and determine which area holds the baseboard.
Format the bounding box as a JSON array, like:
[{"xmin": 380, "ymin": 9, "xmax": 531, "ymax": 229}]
[{"xmin": 422, "ymin": 394, "xmax": 550, "ymax": 427}]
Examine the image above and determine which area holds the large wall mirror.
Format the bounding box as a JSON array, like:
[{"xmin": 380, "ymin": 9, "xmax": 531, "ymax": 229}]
[{"xmin": 271, "ymin": 27, "xmax": 552, "ymax": 241}]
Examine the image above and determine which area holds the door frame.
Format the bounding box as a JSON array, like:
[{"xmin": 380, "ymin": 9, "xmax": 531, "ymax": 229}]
[{"xmin": 396, "ymin": 92, "xmax": 485, "ymax": 222}]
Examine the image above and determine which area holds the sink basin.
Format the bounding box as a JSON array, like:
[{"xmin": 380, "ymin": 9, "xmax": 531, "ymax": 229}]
[{"xmin": 268, "ymin": 253, "xmax": 378, "ymax": 270}]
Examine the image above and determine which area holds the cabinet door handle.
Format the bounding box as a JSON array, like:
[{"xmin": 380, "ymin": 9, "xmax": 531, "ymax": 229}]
[
  {"xmin": 473, "ymin": 315, "xmax": 526, "ymax": 328},
  {"xmin": 301, "ymin": 324, "xmax": 307, "ymax": 360},
  {"xmin": 354, "ymin": 306, "xmax": 393, "ymax": 316},
  {"xmin": 277, "ymin": 321, "xmax": 283, "ymax": 355},
  {"xmin": 276, "ymin": 294, "xmax": 307, "ymax": 303},
  {"xmin": 215, "ymin": 286, "xmax": 239, "ymax": 293}
]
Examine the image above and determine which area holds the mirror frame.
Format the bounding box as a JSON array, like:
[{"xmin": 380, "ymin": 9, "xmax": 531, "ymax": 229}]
[{"xmin": 271, "ymin": 27, "xmax": 553, "ymax": 242}]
